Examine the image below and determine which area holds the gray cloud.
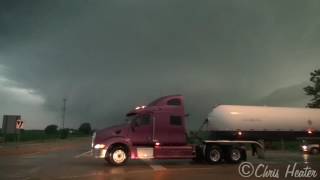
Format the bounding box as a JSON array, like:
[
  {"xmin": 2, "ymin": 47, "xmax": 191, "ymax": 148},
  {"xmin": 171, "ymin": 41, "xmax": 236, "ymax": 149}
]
[
  {"xmin": 0, "ymin": 0, "xmax": 319, "ymax": 129},
  {"xmin": 255, "ymin": 82, "xmax": 310, "ymax": 107}
]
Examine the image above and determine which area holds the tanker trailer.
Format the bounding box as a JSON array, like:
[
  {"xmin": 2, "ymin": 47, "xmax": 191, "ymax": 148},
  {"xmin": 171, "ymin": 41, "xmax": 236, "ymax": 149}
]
[
  {"xmin": 195, "ymin": 105, "xmax": 320, "ymax": 163},
  {"xmin": 206, "ymin": 105, "xmax": 320, "ymax": 140}
]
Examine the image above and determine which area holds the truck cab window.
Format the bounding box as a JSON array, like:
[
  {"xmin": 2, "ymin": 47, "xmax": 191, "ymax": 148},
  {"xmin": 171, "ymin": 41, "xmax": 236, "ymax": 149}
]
[
  {"xmin": 126, "ymin": 115, "xmax": 137, "ymax": 124},
  {"xmin": 170, "ymin": 116, "xmax": 182, "ymax": 126},
  {"xmin": 135, "ymin": 114, "xmax": 151, "ymax": 126},
  {"xmin": 167, "ymin": 98, "xmax": 181, "ymax": 106}
]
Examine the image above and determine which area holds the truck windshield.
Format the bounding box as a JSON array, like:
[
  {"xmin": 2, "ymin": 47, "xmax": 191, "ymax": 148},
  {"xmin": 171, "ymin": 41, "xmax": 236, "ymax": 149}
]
[{"xmin": 126, "ymin": 115, "xmax": 137, "ymax": 124}]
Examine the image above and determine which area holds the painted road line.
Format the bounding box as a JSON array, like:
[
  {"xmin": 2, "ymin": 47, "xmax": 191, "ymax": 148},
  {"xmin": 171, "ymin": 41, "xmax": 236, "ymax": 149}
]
[
  {"xmin": 74, "ymin": 150, "xmax": 92, "ymax": 158},
  {"xmin": 142, "ymin": 160, "xmax": 167, "ymax": 171},
  {"xmin": 22, "ymin": 152, "xmax": 41, "ymax": 158},
  {"xmin": 149, "ymin": 164, "xmax": 167, "ymax": 171},
  {"xmin": 25, "ymin": 152, "xmax": 41, "ymax": 156}
]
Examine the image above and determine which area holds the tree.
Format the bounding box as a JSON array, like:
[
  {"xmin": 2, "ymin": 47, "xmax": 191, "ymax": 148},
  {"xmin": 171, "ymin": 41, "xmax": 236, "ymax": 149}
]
[
  {"xmin": 304, "ymin": 69, "xmax": 320, "ymax": 108},
  {"xmin": 79, "ymin": 122, "xmax": 92, "ymax": 135},
  {"xmin": 59, "ymin": 128, "xmax": 69, "ymax": 139},
  {"xmin": 44, "ymin": 124, "xmax": 58, "ymax": 134}
]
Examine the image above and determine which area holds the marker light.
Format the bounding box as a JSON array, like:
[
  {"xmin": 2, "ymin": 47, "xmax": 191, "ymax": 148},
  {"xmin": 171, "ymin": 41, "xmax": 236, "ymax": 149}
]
[
  {"xmin": 238, "ymin": 131, "xmax": 243, "ymax": 136},
  {"xmin": 94, "ymin": 144, "xmax": 106, "ymax": 149},
  {"xmin": 135, "ymin": 105, "xmax": 146, "ymax": 110},
  {"xmin": 302, "ymin": 145, "xmax": 308, "ymax": 152},
  {"xmin": 155, "ymin": 142, "xmax": 160, "ymax": 146},
  {"xmin": 307, "ymin": 130, "xmax": 313, "ymax": 134}
]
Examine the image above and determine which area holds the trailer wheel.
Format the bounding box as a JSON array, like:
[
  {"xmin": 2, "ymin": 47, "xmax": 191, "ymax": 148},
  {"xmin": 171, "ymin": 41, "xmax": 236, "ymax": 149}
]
[
  {"xmin": 206, "ymin": 145, "xmax": 222, "ymax": 164},
  {"xmin": 108, "ymin": 146, "xmax": 128, "ymax": 166},
  {"xmin": 226, "ymin": 147, "xmax": 243, "ymax": 164}
]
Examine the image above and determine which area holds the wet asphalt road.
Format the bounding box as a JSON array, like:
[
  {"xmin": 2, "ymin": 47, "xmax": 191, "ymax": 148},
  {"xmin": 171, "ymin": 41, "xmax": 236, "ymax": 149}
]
[{"xmin": 0, "ymin": 143, "xmax": 319, "ymax": 180}]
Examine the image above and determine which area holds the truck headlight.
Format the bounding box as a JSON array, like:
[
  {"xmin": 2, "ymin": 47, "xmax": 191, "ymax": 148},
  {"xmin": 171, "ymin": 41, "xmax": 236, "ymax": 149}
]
[
  {"xmin": 302, "ymin": 145, "xmax": 308, "ymax": 151},
  {"xmin": 94, "ymin": 144, "xmax": 106, "ymax": 149}
]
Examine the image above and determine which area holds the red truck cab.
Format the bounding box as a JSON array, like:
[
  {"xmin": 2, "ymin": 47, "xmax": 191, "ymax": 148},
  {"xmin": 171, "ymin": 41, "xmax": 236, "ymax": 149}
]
[{"xmin": 92, "ymin": 95, "xmax": 195, "ymax": 165}]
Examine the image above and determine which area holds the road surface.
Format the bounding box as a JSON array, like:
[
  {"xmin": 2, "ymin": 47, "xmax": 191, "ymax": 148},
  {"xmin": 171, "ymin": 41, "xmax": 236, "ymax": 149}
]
[{"xmin": 0, "ymin": 139, "xmax": 319, "ymax": 180}]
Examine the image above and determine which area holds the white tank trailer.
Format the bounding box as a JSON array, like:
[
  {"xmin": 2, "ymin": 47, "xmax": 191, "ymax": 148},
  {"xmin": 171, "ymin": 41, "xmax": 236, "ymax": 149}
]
[{"xmin": 207, "ymin": 105, "xmax": 320, "ymax": 140}]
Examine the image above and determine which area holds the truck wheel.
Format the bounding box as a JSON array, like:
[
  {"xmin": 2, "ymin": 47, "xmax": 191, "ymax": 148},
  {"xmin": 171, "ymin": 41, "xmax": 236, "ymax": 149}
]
[
  {"xmin": 226, "ymin": 147, "xmax": 243, "ymax": 164},
  {"xmin": 310, "ymin": 148, "xmax": 319, "ymax": 155},
  {"xmin": 108, "ymin": 146, "xmax": 128, "ymax": 166},
  {"xmin": 206, "ymin": 145, "xmax": 222, "ymax": 164}
]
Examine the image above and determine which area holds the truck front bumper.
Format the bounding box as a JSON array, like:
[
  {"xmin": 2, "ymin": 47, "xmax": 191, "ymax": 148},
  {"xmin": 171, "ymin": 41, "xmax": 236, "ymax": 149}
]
[{"xmin": 92, "ymin": 148, "xmax": 107, "ymax": 159}]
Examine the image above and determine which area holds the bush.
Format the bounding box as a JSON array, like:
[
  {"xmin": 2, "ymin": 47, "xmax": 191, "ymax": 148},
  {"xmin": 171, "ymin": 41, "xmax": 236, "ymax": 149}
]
[
  {"xmin": 60, "ymin": 128, "xmax": 69, "ymax": 139},
  {"xmin": 45, "ymin": 124, "xmax": 58, "ymax": 134},
  {"xmin": 79, "ymin": 122, "xmax": 92, "ymax": 135}
]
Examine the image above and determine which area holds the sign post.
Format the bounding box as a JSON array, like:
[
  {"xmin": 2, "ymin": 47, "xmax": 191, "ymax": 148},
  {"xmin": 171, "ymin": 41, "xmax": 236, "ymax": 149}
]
[
  {"xmin": 2, "ymin": 115, "xmax": 23, "ymax": 143},
  {"xmin": 15, "ymin": 119, "xmax": 24, "ymax": 145}
]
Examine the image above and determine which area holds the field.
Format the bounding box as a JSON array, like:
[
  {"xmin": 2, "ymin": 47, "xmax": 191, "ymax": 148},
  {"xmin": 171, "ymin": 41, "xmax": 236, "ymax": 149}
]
[{"xmin": 0, "ymin": 129, "xmax": 89, "ymax": 143}]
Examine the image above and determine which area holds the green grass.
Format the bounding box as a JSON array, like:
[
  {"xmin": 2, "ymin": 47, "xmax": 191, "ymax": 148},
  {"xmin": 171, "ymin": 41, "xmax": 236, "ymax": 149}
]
[
  {"xmin": 0, "ymin": 129, "xmax": 89, "ymax": 142},
  {"xmin": 267, "ymin": 140, "xmax": 301, "ymax": 151}
]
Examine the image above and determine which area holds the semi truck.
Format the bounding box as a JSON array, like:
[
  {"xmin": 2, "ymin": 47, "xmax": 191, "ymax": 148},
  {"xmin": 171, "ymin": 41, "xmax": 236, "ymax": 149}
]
[{"xmin": 92, "ymin": 95, "xmax": 320, "ymax": 166}]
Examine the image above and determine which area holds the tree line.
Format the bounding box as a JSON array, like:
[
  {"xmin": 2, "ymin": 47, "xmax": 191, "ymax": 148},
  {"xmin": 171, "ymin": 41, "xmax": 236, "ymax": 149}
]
[
  {"xmin": 304, "ymin": 69, "xmax": 320, "ymax": 108},
  {"xmin": 45, "ymin": 122, "xmax": 92, "ymax": 139}
]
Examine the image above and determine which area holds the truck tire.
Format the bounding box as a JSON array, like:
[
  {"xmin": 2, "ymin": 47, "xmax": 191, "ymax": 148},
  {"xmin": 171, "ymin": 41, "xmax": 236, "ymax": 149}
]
[
  {"xmin": 226, "ymin": 147, "xmax": 243, "ymax": 164},
  {"xmin": 205, "ymin": 145, "xmax": 222, "ymax": 164},
  {"xmin": 310, "ymin": 148, "xmax": 319, "ymax": 155},
  {"xmin": 108, "ymin": 146, "xmax": 128, "ymax": 166}
]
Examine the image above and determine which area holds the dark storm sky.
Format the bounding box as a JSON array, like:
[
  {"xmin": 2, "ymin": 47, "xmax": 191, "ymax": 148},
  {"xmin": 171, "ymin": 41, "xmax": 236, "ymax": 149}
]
[{"xmin": 0, "ymin": 0, "xmax": 319, "ymax": 129}]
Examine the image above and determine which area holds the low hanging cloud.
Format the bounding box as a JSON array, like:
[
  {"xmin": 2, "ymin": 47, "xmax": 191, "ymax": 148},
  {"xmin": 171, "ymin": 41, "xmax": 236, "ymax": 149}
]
[
  {"xmin": 0, "ymin": 0, "xmax": 320, "ymax": 129},
  {"xmin": 0, "ymin": 65, "xmax": 58, "ymax": 129},
  {"xmin": 255, "ymin": 82, "xmax": 310, "ymax": 107}
]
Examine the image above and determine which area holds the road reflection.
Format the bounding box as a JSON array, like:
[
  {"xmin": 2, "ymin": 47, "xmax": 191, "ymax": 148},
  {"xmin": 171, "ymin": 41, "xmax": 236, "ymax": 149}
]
[{"xmin": 303, "ymin": 154, "xmax": 309, "ymax": 164}]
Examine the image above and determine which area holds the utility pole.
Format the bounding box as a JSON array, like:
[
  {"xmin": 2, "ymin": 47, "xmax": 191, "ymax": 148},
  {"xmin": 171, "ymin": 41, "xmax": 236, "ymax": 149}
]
[{"xmin": 62, "ymin": 98, "xmax": 67, "ymax": 129}]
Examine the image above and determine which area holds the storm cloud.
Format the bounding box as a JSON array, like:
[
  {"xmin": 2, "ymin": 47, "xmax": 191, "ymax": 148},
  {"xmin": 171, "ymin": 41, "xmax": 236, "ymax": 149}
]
[{"xmin": 0, "ymin": 0, "xmax": 319, "ymax": 129}]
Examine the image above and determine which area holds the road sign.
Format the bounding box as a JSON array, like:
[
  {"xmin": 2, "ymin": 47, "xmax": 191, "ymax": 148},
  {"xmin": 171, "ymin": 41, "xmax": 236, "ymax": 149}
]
[
  {"xmin": 16, "ymin": 119, "xmax": 24, "ymax": 129},
  {"xmin": 2, "ymin": 115, "xmax": 21, "ymax": 134}
]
